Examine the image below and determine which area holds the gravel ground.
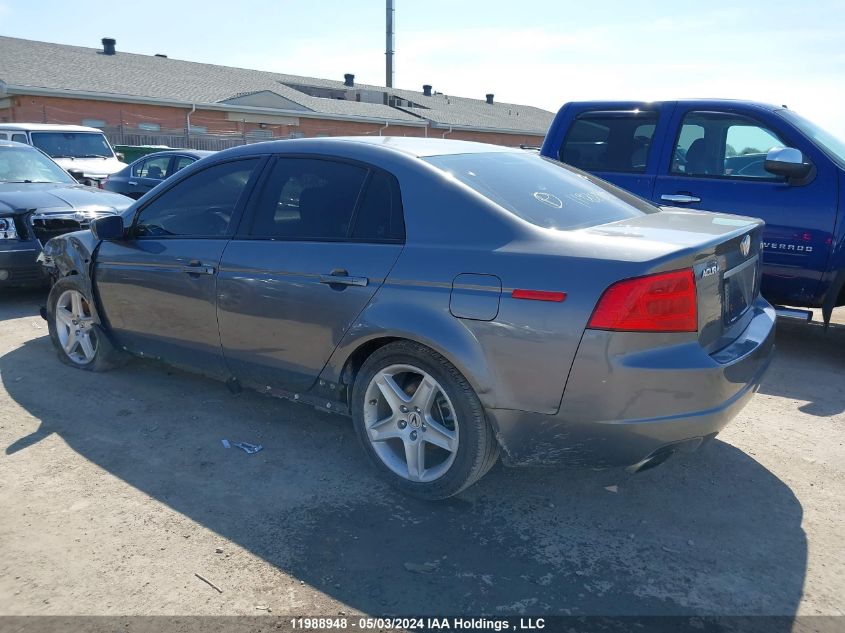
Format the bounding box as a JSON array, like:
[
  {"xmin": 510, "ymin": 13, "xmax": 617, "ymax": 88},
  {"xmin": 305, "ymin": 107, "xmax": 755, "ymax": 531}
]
[{"xmin": 0, "ymin": 287, "xmax": 843, "ymax": 618}]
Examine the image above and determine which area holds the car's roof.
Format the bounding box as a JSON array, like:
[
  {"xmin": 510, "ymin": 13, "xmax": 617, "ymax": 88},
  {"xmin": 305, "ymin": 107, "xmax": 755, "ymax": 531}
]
[
  {"xmin": 225, "ymin": 136, "xmax": 521, "ymax": 159},
  {"xmin": 0, "ymin": 123, "xmax": 105, "ymax": 132},
  {"xmin": 129, "ymin": 149, "xmax": 215, "ymax": 163},
  {"xmin": 0, "ymin": 139, "xmax": 38, "ymax": 149}
]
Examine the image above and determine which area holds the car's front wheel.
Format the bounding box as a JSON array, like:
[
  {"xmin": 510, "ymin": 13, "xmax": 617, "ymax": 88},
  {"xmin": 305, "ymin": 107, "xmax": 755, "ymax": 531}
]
[
  {"xmin": 351, "ymin": 341, "xmax": 499, "ymax": 500},
  {"xmin": 47, "ymin": 277, "xmax": 124, "ymax": 371}
]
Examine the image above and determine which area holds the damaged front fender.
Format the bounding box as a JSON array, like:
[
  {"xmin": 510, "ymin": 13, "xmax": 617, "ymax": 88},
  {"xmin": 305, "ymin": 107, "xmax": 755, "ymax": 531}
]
[{"xmin": 38, "ymin": 231, "xmax": 103, "ymax": 323}]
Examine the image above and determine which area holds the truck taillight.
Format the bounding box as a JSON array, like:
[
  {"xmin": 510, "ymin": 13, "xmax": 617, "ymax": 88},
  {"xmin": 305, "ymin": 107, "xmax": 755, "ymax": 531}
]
[{"xmin": 588, "ymin": 269, "xmax": 697, "ymax": 332}]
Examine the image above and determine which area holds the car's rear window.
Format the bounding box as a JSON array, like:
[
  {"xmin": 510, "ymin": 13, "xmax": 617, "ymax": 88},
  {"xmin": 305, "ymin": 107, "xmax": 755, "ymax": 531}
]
[{"xmin": 424, "ymin": 152, "xmax": 659, "ymax": 230}]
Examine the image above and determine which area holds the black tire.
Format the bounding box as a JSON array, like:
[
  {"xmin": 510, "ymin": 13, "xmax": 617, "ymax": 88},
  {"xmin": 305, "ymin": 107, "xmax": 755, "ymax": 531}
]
[
  {"xmin": 351, "ymin": 340, "xmax": 499, "ymax": 500},
  {"xmin": 46, "ymin": 276, "xmax": 126, "ymax": 372}
]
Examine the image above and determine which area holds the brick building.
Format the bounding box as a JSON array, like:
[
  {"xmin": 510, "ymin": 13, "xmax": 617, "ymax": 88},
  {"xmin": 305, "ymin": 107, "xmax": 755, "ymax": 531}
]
[{"xmin": 0, "ymin": 36, "xmax": 553, "ymax": 150}]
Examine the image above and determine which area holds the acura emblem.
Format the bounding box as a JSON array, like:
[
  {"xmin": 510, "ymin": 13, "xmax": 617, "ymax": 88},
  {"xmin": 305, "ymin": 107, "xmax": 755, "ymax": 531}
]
[
  {"xmin": 408, "ymin": 412, "xmax": 422, "ymax": 429},
  {"xmin": 740, "ymin": 234, "xmax": 751, "ymax": 257}
]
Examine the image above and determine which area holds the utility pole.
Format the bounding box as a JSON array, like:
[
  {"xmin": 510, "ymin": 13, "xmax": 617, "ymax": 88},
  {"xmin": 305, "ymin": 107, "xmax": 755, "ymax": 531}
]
[{"xmin": 386, "ymin": 0, "xmax": 395, "ymax": 88}]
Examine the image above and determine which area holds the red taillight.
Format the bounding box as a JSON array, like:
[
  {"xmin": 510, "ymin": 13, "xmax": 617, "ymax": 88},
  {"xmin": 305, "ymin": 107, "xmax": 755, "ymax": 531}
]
[{"xmin": 588, "ymin": 269, "xmax": 697, "ymax": 332}]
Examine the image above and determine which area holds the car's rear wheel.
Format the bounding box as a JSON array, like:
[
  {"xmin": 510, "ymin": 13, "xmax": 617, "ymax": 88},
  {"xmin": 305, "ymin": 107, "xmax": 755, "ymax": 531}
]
[
  {"xmin": 351, "ymin": 341, "xmax": 499, "ymax": 500},
  {"xmin": 47, "ymin": 277, "xmax": 125, "ymax": 371}
]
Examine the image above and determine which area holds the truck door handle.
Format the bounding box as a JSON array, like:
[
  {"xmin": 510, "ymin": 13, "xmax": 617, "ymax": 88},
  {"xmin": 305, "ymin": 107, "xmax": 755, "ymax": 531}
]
[
  {"xmin": 661, "ymin": 194, "xmax": 701, "ymax": 203},
  {"xmin": 319, "ymin": 271, "xmax": 368, "ymax": 287},
  {"xmin": 128, "ymin": 181, "xmax": 138, "ymax": 185},
  {"xmin": 181, "ymin": 260, "xmax": 215, "ymax": 275}
]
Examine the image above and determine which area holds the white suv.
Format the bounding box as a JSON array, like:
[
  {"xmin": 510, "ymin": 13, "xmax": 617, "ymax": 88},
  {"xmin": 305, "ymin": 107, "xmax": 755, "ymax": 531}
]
[{"xmin": 0, "ymin": 123, "xmax": 126, "ymax": 186}]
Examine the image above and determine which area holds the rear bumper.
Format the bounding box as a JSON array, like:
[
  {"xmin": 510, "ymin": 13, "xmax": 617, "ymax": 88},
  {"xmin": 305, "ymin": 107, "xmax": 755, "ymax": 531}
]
[
  {"xmin": 487, "ymin": 299, "xmax": 776, "ymax": 467},
  {"xmin": 0, "ymin": 242, "xmax": 48, "ymax": 287}
]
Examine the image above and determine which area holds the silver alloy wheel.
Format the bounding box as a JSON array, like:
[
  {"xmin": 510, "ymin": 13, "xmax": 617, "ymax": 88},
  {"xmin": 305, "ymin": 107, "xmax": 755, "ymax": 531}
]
[
  {"xmin": 363, "ymin": 364, "xmax": 459, "ymax": 483},
  {"xmin": 54, "ymin": 289, "xmax": 99, "ymax": 365}
]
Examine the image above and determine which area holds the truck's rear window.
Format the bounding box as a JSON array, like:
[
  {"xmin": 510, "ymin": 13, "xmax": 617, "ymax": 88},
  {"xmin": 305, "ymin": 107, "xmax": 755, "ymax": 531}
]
[
  {"xmin": 424, "ymin": 152, "xmax": 659, "ymax": 231},
  {"xmin": 559, "ymin": 110, "xmax": 659, "ymax": 173}
]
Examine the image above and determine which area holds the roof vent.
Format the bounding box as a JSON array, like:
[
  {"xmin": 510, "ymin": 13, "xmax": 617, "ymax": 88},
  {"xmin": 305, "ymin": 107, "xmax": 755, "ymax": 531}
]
[
  {"xmin": 101, "ymin": 38, "xmax": 116, "ymax": 55},
  {"xmin": 344, "ymin": 73, "xmax": 355, "ymax": 87},
  {"xmin": 155, "ymin": 53, "xmax": 168, "ymax": 58},
  {"xmin": 423, "ymin": 84, "xmax": 432, "ymax": 97},
  {"xmin": 486, "ymin": 93, "xmax": 494, "ymax": 105}
]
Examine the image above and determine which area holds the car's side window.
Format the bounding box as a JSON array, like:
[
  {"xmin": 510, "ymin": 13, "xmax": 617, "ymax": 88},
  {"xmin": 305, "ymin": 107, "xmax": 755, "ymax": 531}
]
[
  {"xmin": 559, "ymin": 111, "xmax": 659, "ymax": 173},
  {"xmin": 672, "ymin": 112, "xmax": 786, "ymax": 179},
  {"xmin": 0, "ymin": 133, "xmax": 7, "ymax": 140},
  {"xmin": 131, "ymin": 158, "xmax": 147, "ymax": 178},
  {"xmin": 11, "ymin": 133, "xmax": 27, "ymax": 144},
  {"xmin": 249, "ymin": 158, "xmax": 368, "ymax": 240},
  {"xmin": 351, "ymin": 170, "xmax": 405, "ymax": 242},
  {"xmin": 173, "ymin": 156, "xmax": 196, "ymax": 174},
  {"xmin": 134, "ymin": 158, "xmax": 260, "ymax": 238},
  {"xmin": 135, "ymin": 155, "xmax": 171, "ymax": 180}
]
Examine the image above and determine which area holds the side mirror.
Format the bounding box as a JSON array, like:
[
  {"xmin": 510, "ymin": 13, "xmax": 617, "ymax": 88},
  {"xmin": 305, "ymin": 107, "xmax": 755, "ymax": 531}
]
[
  {"xmin": 764, "ymin": 147, "xmax": 812, "ymax": 180},
  {"xmin": 67, "ymin": 167, "xmax": 85, "ymax": 183},
  {"xmin": 91, "ymin": 215, "xmax": 125, "ymax": 241},
  {"xmin": 116, "ymin": 152, "xmax": 125, "ymax": 162}
]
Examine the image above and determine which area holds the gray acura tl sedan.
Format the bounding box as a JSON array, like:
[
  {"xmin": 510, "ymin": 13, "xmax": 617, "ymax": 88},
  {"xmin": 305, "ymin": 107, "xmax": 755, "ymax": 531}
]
[{"xmin": 39, "ymin": 137, "xmax": 775, "ymax": 499}]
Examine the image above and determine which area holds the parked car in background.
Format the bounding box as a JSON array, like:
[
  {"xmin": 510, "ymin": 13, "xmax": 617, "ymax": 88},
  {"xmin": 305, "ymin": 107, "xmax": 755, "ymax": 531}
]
[
  {"xmin": 0, "ymin": 140, "xmax": 132, "ymax": 287},
  {"xmin": 0, "ymin": 123, "xmax": 126, "ymax": 188},
  {"xmin": 541, "ymin": 100, "xmax": 845, "ymax": 325},
  {"xmin": 40, "ymin": 137, "xmax": 774, "ymax": 499},
  {"xmin": 103, "ymin": 150, "xmax": 215, "ymax": 199}
]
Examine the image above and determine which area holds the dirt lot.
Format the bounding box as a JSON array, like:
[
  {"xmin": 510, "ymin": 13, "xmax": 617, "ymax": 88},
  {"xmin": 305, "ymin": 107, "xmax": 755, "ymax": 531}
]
[{"xmin": 0, "ymin": 287, "xmax": 843, "ymax": 618}]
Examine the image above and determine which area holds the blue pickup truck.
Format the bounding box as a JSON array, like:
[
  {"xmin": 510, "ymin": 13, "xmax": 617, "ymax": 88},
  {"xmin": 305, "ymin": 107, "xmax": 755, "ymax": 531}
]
[{"xmin": 541, "ymin": 100, "xmax": 845, "ymax": 324}]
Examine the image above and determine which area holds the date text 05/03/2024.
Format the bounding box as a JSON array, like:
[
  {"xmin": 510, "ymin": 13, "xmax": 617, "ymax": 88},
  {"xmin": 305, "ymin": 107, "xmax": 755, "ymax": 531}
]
[{"xmin": 290, "ymin": 617, "xmax": 546, "ymax": 630}]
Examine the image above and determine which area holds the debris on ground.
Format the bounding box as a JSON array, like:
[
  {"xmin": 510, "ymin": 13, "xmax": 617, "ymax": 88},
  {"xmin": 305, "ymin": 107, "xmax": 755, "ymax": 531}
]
[
  {"xmin": 604, "ymin": 485, "xmax": 618, "ymax": 493},
  {"xmin": 215, "ymin": 547, "xmax": 223, "ymax": 554},
  {"xmin": 255, "ymin": 605, "xmax": 271, "ymax": 611},
  {"xmin": 194, "ymin": 573, "xmax": 223, "ymax": 593},
  {"xmin": 221, "ymin": 439, "xmax": 263, "ymax": 453},
  {"xmin": 233, "ymin": 442, "xmax": 263, "ymax": 454}
]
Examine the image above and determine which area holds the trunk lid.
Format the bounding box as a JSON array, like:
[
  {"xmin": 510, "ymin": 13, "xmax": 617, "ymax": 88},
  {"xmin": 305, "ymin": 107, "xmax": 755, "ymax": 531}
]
[{"xmin": 585, "ymin": 208, "xmax": 764, "ymax": 352}]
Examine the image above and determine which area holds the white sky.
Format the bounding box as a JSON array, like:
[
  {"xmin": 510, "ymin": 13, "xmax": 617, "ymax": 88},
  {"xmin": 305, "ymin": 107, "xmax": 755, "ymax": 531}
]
[{"xmin": 2, "ymin": 0, "xmax": 844, "ymax": 138}]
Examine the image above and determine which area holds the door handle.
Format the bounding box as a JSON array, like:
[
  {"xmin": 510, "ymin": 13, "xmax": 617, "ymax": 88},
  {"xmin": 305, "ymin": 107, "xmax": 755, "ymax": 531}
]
[
  {"xmin": 128, "ymin": 181, "xmax": 138, "ymax": 185},
  {"xmin": 181, "ymin": 261, "xmax": 215, "ymax": 275},
  {"xmin": 661, "ymin": 194, "xmax": 701, "ymax": 203},
  {"xmin": 319, "ymin": 273, "xmax": 368, "ymax": 287}
]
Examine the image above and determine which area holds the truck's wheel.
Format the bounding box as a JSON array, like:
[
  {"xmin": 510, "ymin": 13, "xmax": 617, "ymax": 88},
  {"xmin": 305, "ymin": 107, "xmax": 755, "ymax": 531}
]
[{"xmin": 46, "ymin": 277, "xmax": 126, "ymax": 372}]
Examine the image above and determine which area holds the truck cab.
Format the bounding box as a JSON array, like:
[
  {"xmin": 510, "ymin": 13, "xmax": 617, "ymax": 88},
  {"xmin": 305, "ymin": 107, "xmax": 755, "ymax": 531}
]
[
  {"xmin": 0, "ymin": 123, "xmax": 126, "ymax": 187},
  {"xmin": 541, "ymin": 100, "xmax": 845, "ymax": 323}
]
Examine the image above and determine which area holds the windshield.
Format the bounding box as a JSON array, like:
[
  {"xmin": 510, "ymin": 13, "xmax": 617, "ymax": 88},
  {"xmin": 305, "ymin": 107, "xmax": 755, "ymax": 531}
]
[
  {"xmin": 30, "ymin": 132, "xmax": 115, "ymax": 159},
  {"xmin": 423, "ymin": 152, "xmax": 659, "ymax": 231},
  {"xmin": 776, "ymin": 109, "xmax": 845, "ymax": 169},
  {"xmin": 0, "ymin": 146, "xmax": 77, "ymax": 184}
]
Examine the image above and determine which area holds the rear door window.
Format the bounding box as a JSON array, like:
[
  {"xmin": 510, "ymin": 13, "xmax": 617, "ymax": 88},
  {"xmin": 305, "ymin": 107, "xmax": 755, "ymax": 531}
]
[
  {"xmin": 134, "ymin": 155, "xmax": 171, "ymax": 180},
  {"xmin": 350, "ymin": 171, "xmax": 405, "ymax": 242},
  {"xmin": 11, "ymin": 133, "xmax": 27, "ymax": 144},
  {"xmin": 248, "ymin": 158, "xmax": 368, "ymax": 240},
  {"xmin": 173, "ymin": 156, "xmax": 196, "ymax": 173},
  {"xmin": 559, "ymin": 110, "xmax": 659, "ymax": 173}
]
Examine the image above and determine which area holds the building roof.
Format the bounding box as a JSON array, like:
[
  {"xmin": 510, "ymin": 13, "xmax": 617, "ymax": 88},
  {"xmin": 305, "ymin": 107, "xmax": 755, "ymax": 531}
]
[{"xmin": 0, "ymin": 36, "xmax": 554, "ymax": 135}]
